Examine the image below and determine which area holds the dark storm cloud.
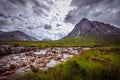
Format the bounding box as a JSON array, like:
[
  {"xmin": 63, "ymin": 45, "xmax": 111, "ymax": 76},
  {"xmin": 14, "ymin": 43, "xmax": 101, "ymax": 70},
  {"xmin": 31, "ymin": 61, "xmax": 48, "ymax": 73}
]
[
  {"xmin": 32, "ymin": 0, "xmax": 51, "ymax": 13},
  {"xmin": 8, "ymin": 0, "xmax": 27, "ymax": 6},
  {"xmin": 0, "ymin": 0, "xmax": 51, "ymax": 27},
  {"xmin": 66, "ymin": 0, "xmax": 120, "ymax": 27},
  {"xmin": 71, "ymin": 0, "xmax": 101, "ymax": 7},
  {"xmin": 0, "ymin": 0, "xmax": 51, "ymax": 16},
  {"xmin": 0, "ymin": 20, "xmax": 9, "ymax": 26}
]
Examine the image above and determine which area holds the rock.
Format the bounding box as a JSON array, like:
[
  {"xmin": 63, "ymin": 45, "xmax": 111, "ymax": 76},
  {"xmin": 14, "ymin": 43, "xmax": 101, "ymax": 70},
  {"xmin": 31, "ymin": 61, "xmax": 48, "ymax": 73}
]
[
  {"xmin": 0, "ymin": 47, "xmax": 84, "ymax": 75},
  {"xmin": 51, "ymin": 50, "xmax": 57, "ymax": 53},
  {"xmin": 10, "ymin": 61, "xmax": 18, "ymax": 68},
  {"xmin": 25, "ymin": 51, "xmax": 34, "ymax": 56},
  {"xmin": 0, "ymin": 67, "xmax": 4, "ymax": 74},
  {"xmin": 0, "ymin": 45, "xmax": 13, "ymax": 56},
  {"xmin": 46, "ymin": 54, "xmax": 53, "ymax": 58},
  {"xmin": 30, "ymin": 58, "xmax": 35, "ymax": 62},
  {"xmin": 12, "ymin": 56, "xmax": 20, "ymax": 60},
  {"xmin": 0, "ymin": 45, "xmax": 38, "ymax": 56},
  {"xmin": 2, "ymin": 65, "xmax": 11, "ymax": 71},
  {"xmin": 10, "ymin": 64, "xmax": 16, "ymax": 70},
  {"xmin": 2, "ymin": 70, "xmax": 15, "ymax": 75},
  {"xmin": 42, "ymin": 58, "xmax": 50, "ymax": 65},
  {"xmin": 0, "ymin": 76, "xmax": 7, "ymax": 80},
  {"xmin": 20, "ymin": 61, "xmax": 28, "ymax": 67},
  {"xmin": 30, "ymin": 65, "xmax": 39, "ymax": 72},
  {"xmin": 38, "ymin": 63, "xmax": 45, "ymax": 67},
  {"xmin": 62, "ymin": 49, "xmax": 69, "ymax": 54},
  {"xmin": 55, "ymin": 54, "xmax": 63, "ymax": 61},
  {"xmin": 54, "ymin": 57, "xmax": 61, "ymax": 61}
]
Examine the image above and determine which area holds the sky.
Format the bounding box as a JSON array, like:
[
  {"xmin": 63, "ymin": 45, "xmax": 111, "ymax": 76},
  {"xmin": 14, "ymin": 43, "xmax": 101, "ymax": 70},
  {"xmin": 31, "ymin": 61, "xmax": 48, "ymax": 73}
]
[{"xmin": 0, "ymin": 0, "xmax": 120, "ymax": 40}]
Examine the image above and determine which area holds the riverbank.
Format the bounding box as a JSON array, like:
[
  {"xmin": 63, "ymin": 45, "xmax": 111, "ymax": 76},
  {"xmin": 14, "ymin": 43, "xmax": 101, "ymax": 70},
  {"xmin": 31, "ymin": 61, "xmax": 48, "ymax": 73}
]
[
  {"xmin": 0, "ymin": 44, "xmax": 120, "ymax": 80},
  {"xmin": 18, "ymin": 48, "xmax": 120, "ymax": 80},
  {"xmin": 0, "ymin": 47, "xmax": 91, "ymax": 80}
]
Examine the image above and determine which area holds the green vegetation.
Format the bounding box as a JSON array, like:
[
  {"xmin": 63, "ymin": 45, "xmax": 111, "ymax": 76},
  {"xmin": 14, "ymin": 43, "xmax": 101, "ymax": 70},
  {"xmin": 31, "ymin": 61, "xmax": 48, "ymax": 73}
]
[
  {"xmin": 0, "ymin": 35, "xmax": 120, "ymax": 48},
  {"xmin": 16, "ymin": 48, "xmax": 120, "ymax": 80},
  {"xmin": 1, "ymin": 36, "xmax": 120, "ymax": 80},
  {"xmin": 63, "ymin": 35, "xmax": 120, "ymax": 45}
]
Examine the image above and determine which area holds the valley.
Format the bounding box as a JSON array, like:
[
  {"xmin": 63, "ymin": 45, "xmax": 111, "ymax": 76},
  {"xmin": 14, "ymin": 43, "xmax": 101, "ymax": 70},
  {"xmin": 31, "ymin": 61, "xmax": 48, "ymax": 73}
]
[
  {"xmin": 0, "ymin": 0, "xmax": 120, "ymax": 80},
  {"xmin": 0, "ymin": 18, "xmax": 120, "ymax": 80}
]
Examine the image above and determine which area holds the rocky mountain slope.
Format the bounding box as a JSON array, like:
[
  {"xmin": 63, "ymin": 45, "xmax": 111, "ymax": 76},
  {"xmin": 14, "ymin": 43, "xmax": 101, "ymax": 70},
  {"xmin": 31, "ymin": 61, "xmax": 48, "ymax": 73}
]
[
  {"xmin": 66, "ymin": 18, "xmax": 120, "ymax": 38},
  {"xmin": 0, "ymin": 30, "xmax": 37, "ymax": 41},
  {"xmin": 63, "ymin": 18, "xmax": 120, "ymax": 44}
]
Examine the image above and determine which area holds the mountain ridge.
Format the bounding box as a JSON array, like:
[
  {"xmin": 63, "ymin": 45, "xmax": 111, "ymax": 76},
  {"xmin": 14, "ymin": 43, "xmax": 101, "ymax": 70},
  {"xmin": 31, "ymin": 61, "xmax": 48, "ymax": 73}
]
[
  {"xmin": 0, "ymin": 30, "xmax": 37, "ymax": 41},
  {"xmin": 0, "ymin": 30, "xmax": 4, "ymax": 34},
  {"xmin": 64, "ymin": 18, "xmax": 120, "ymax": 44},
  {"xmin": 67, "ymin": 18, "xmax": 120, "ymax": 38}
]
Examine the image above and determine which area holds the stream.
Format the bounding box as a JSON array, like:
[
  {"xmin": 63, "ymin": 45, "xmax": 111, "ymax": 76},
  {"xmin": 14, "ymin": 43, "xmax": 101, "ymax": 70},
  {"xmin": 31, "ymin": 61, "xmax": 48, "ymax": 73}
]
[{"xmin": 0, "ymin": 47, "xmax": 91, "ymax": 80}]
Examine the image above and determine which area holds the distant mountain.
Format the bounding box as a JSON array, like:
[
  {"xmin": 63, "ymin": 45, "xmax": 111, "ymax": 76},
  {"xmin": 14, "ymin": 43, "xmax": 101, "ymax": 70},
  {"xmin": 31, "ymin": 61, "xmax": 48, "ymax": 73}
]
[
  {"xmin": 0, "ymin": 30, "xmax": 37, "ymax": 41},
  {"xmin": 0, "ymin": 30, "xmax": 4, "ymax": 34},
  {"xmin": 64, "ymin": 18, "xmax": 120, "ymax": 44}
]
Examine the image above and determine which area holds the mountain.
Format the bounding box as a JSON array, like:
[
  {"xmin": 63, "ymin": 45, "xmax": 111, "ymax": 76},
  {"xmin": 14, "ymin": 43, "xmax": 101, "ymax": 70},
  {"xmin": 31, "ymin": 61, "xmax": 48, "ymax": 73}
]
[
  {"xmin": 0, "ymin": 30, "xmax": 37, "ymax": 41},
  {"xmin": 64, "ymin": 18, "xmax": 120, "ymax": 44},
  {"xmin": 0, "ymin": 30, "xmax": 4, "ymax": 34}
]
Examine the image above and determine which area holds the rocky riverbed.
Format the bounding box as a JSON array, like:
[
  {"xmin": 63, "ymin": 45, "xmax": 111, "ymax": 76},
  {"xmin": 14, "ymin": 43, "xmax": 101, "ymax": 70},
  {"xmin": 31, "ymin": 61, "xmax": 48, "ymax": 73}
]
[
  {"xmin": 0, "ymin": 45, "xmax": 39, "ymax": 56},
  {"xmin": 0, "ymin": 47, "xmax": 90, "ymax": 80}
]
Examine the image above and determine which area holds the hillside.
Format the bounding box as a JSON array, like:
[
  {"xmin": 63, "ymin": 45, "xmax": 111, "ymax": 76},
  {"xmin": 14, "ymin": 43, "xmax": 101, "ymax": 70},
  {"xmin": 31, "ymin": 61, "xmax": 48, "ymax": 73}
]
[
  {"xmin": 0, "ymin": 30, "xmax": 37, "ymax": 41},
  {"xmin": 64, "ymin": 18, "xmax": 120, "ymax": 44}
]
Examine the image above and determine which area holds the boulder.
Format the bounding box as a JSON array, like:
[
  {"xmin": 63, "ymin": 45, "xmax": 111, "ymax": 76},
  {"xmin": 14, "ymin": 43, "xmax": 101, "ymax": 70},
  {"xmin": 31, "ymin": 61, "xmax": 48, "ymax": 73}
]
[{"xmin": 0, "ymin": 76, "xmax": 7, "ymax": 80}]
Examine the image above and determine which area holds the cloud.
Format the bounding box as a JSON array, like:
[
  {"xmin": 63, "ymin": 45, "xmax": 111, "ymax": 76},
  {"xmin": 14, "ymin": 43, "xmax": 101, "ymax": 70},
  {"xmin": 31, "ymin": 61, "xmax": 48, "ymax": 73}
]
[
  {"xmin": 0, "ymin": 0, "xmax": 74, "ymax": 40},
  {"xmin": 65, "ymin": 0, "xmax": 120, "ymax": 27}
]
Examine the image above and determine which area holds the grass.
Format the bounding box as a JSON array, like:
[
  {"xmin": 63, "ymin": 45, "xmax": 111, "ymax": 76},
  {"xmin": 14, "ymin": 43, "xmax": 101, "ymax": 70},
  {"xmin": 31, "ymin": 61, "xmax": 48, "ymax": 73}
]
[
  {"xmin": 16, "ymin": 48, "xmax": 120, "ymax": 80},
  {"xmin": 0, "ymin": 36, "xmax": 120, "ymax": 80},
  {"xmin": 0, "ymin": 40, "xmax": 96, "ymax": 48},
  {"xmin": 0, "ymin": 35, "xmax": 120, "ymax": 48}
]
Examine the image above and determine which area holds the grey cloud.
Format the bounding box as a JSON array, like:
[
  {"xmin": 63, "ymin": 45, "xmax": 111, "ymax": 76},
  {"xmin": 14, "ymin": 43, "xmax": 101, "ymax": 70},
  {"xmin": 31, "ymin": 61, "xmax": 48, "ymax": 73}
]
[
  {"xmin": 8, "ymin": 0, "xmax": 27, "ymax": 6},
  {"xmin": 0, "ymin": 0, "xmax": 52, "ymax": 27},
  {"xmin": 0, "ymin": 20, "xmax": 9, "ymax": 26},
  {"xmin": 0, "ymin": 0, "xmax": 67, "ymax": 40},
  {"xmin": 71, "ymin": 0, "xmax": 101, "ymax": 8},
  {"xmin": 65, "ymin": 0, "xmax": 120, "ymax": 27},
  {"xmin": 44, "ymin": 25, "xmax": 51, "ymax": 29},
  {"xmin": 93, "ymin": 11, "xmax": 103, "ymax": 17}
]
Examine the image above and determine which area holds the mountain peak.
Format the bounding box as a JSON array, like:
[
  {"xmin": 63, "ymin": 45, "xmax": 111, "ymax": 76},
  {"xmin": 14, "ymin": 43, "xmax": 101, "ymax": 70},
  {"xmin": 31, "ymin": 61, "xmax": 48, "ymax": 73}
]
[
  {"xmin": 67, "ymin": 19, "xmax": 120, "ymax": 38},
  {"xmin": 81, "ymin": 18, "xmax": 89, "ymax": 22},
  {"xmin": 78, "ymin": 18, "xmax": 91, "ymax": 25}
]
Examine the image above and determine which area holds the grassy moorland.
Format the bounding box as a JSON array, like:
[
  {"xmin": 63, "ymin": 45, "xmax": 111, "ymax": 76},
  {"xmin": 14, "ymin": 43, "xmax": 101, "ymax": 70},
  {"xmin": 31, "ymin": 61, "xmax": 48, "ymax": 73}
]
[
  {"xmin": 0, "ymin": 37, "xmax": 120, "ymax": 80},
  {"xmin": 0, "ymin": 36, "xmax": 120, "ymax": 48},
  {"xmin": 16, "ymin": 48, "xmax": 120, "ymax": 80}
]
